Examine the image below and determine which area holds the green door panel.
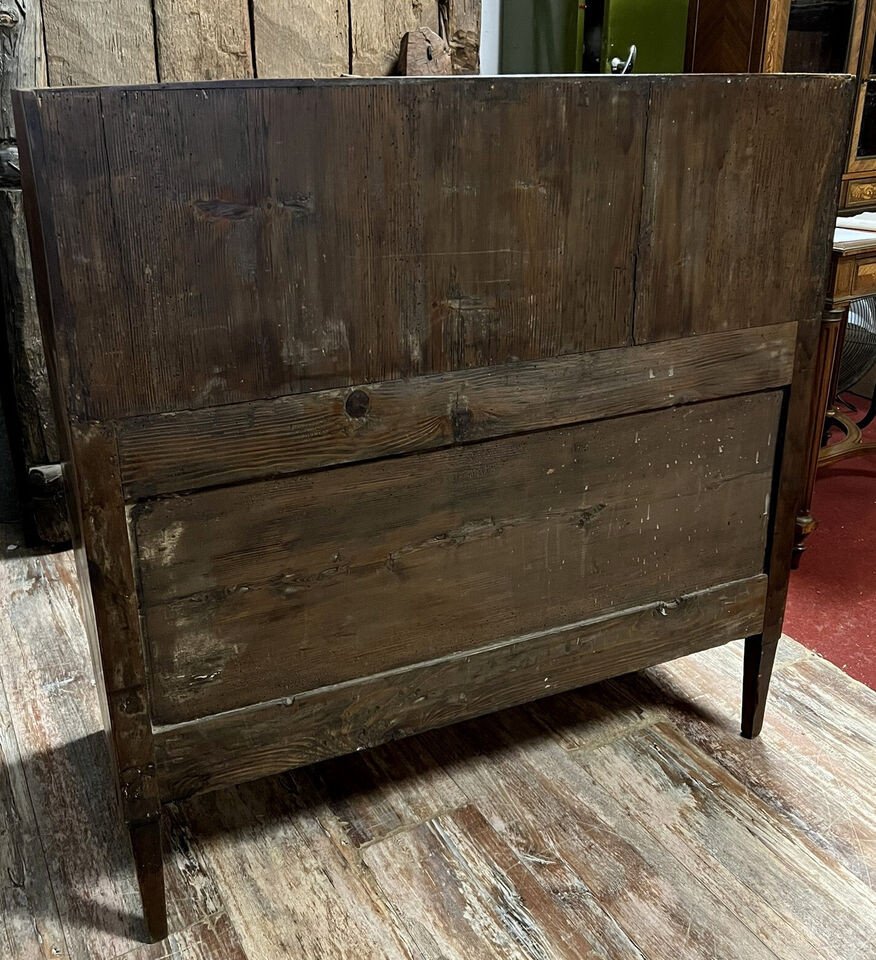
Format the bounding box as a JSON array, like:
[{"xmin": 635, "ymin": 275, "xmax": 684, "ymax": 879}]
[{"xmin": 603, "ymin": 0, "xmax": 689, "ymax": 73}]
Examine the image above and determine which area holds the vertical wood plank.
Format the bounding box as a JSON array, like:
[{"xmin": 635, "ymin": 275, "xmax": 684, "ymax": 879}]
[
  {"xmin": 252, "ymin": 0, "xmax": 348, "ymax": 77},
  {"xmin": 0, "ymin": 190, "xmax": 66, "ymax": 538},
  {"xmin": 153, "ymin": 0, "xmax": 253, "ymax": 81},
  {"xmin": 635, "ymin": 74, "xmax": 851, "ymax": 341},
  {"xmin": 351, "ymin": 0, "xmax": 439, "ymax": 74},
  {"xmin": 40, "ymin": 0, "xmax": 157, "ymax": 85},
  {"xmin": 447, "ymin": 0, "xmax": 481, "ymax": 72},
  {"xmin": 0, "ymin": 0, "xmax": 46, "ymax": 150}
]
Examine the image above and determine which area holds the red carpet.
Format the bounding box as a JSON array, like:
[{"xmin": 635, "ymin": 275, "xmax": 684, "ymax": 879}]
[{"xmin": 783, "ymin": 392, "xmax": 876, "ymax": 688}]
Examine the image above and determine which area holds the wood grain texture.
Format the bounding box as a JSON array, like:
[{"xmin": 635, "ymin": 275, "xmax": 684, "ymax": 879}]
[
  {"xmin": 351, "ymin": 0, "xmax": 439, "ymax": 74},
  {"xmin": 252, "ymin": 0, "xmax": 349, "ymax": 78},
  {"xmin": 635, "ymin": 74, "xmax": 852, "ymax": 342},
  {"xmin": 181, "ymin": 778, "xmax": 419, "ymax": 959},
  {"xmin": 0, "ymin": 190, "xmax": 60, "ymax": 469},
  {"xmin": 363, "ymin": 803, "xmax": 634, "ymax": 959},
  {"xmin": 66, "ymin": 424, "xmax": 160, "ymax": 826},
  {"xmin": 424, "ymin": 713, "xmax": 782, "ymax": 960},
  {"xmin": 620, "ymin": 646, "xmax": 876, "ymax": 892},
  {"xmin": 154, "ymin": 575, "xmax": 767, "ymax": 798},
  {"xmin": 6, "ymin": 545, "xmax": 876, "ymax": 959},
  {"xmin": 0, "ymin": 553, "xmax": 232, "ymax": 956},
  {"xmin": 18, "ymin": 77, "xmax": 648, "ymax": 421},
  {"xmin": 398, "ymin": 27, "xmax": 452, "ymax": 76},
  {"xmin": 136, "ymin": 393, "xmax": 780, "ymax": 723},
  {"xmin": 153, "ymin": 0, "xmax": 253, "ymax": 81},
  {"xmin": 39, "ymin": 0, "xmax": 157, "ymax": 86},
  {"xmin": 117, "ymin": 321, "xmax": 798, "ymax": 498},
  {"xmin": 0, "ymin": 0, "xmax": 45, "ymax": 148},
  {"xmin": 585, "ymin": 722, "xmax": 876, "ymax": 960},
  {"xmin": 447, "ymin": 0, "xmax": 481, "ymax": 73},
  {"xmin": 0, "ymin": 667, "xmax": 68, "ymax": 959}
]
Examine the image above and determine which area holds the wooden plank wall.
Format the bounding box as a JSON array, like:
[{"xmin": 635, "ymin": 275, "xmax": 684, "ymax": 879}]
[{"xmin": 0, "ymin": 0, "xmax": 480, "ymax": 544}]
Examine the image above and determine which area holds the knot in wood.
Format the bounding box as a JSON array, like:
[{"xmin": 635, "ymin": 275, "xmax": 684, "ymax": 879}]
[{"xmin": 344, "ymin": 389, "xmax": 370, "ymax": 419}]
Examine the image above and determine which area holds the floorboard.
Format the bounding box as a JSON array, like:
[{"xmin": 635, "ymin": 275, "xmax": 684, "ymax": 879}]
[{"xmin": 0, "ymin": 549, "xmax": 873, "ymax": 959}]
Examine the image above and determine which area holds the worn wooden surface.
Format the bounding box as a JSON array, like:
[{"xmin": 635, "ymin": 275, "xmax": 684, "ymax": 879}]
[
  {"xmin": 398, "ymin": 27, "xmax": 453, "ymax": 76},
  {"xmin": 18, "ymin": 76, "xmax": 849, "ymax": 422},
  {"xmin": 154, "ymin": 576, "xmax": 768, "ymax": 799},
  {"xmin": 252, "ymin": 0, "xmax": 349, "ymax": 78},
  {"xmin": 635, "ymin": 76, "xmax": 845, "ymax": 342},
  {"xmin": 0, "ymin": 191, "xmax": 63, "ymax": 527},
  {"xmin": 15, "ymin": 75, "xmax": 852, "ymax": 938},
  {"xmin": 116, "ymin": 321, "xmax": 797, "ymax": 498},
  {"xmin": 0, "ymin": 1, "xmax": 480, "ymax": 546},
  {"xmin": 352, "ymin": 0, "xmax": 439, "ymax": 74},
  {"xmin": 153, "ymin": 0, "xmax": 253, "ymax": 82},
  {"xmin": 0, "ymin": 0, "xmax": 68, "ymax": 543},
  {"xmin": 20, "ymin": 77, "xmax": 651, "ymax": 422},
  {"xmin": 136, "ymin": 394, "xmax": 779, "ymax": 724},
  {"xmin": 1, "ymin": 547, "xmax": 874, "ymax": 959},
  {"xmin": 40, "ymin": 0, "xmax": 158, "ymax": 86}
]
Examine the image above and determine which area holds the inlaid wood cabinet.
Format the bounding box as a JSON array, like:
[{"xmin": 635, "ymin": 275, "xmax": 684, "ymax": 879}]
[
  {"xmin": 14, "ymin": 74, "xmax": 851, "ymax": 941},
  {"xmin": 687, "ymin": 0, "xmax": 874, "ymax": 213}
]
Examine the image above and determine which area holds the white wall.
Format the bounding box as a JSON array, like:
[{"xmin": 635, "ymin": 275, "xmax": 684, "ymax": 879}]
[{"xmin": 480, "ymin": 0, "xmax": 501, "ymax": 74}]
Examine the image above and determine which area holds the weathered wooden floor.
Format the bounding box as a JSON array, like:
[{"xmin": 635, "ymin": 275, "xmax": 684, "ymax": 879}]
[{"xmin": 1, "ymin": 543, "xmax": 874, "ymax": 959}]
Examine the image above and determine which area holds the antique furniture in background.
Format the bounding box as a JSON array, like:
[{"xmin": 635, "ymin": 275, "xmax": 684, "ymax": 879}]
[
  {"xmin": 16, "ymin": 74, "xmax": 851, "ymax": 941},
  {"xmin": 795, "ymin": 219, "xmax": 876, "ymax": 563},
  {"xmin": 686, "ymin": 0, "xmax": 876, "ymax": 214}
]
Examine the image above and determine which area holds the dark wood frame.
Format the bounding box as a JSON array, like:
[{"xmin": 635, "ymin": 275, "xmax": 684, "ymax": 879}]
[{"xmin": 13, "ymin": 75, "xmax": 852, "ymax": 942}]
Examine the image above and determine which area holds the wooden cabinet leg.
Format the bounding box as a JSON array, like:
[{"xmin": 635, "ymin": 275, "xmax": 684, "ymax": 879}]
[
  {"xmin": 741, "ymin": 633, "xmax": 780, "ymax": 739},
  {"xmin": 129, "ymin": 818, "xmax": 168, "ymax": 942}
]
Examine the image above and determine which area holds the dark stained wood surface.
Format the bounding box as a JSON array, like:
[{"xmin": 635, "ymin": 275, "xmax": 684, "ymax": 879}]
[
  {"xmin": 635, "ymin": 75, "xmax": 849, "ymax": 343},
  {"xmin": 3, "ymin": 548, "xmax": 875, "ymax": 959},
  {"xmin": 153, "ymin": 575, "xmax": 767, "ymax": 798},
  {"xmin": 117, "ymin": 321, "xmax": 797, "ymax": 498},
  {"xmin": 20, "ymin": 77, "xmax": 651, "ymax": 422},
  {"xmin": 13, "ymin": 75, "xmax": 854, "ymax": 939},
  {"xmin": 17, "ymin": 77, "xmax": 850, "ymax": 424},
  {"xmin": 135, "ymin": 393, "xmax": 780, "ymax": 724}
]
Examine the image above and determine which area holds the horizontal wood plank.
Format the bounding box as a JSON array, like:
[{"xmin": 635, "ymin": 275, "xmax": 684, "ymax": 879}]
[
  {"xmin": 135, "ymin": 393, "xmax": 781, "ymax": 724},
  {"xmin": 118, "ymin": 320, "xmax": 797, "ymax": 498},
  {"xmin": 154, "ymin": 574, "xmax": 768, "ymax": 799}
]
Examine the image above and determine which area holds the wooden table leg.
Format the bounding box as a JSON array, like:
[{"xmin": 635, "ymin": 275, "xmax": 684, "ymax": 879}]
[
  {"xmin": 792, "ymin": 307, "xmax": 845, "ymax": 568},
  {"xmin": 129, "ymin": 818, "xmax": 168, "ymax": 942},
  {"xmin": 741, "ymin": 631, "xmax": 780, "ymax": 739}
]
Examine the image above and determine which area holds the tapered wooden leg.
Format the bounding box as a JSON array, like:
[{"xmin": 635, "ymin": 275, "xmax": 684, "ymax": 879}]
[
  {"xmin": 741, "ymin": 633, "xmax": 780, "ymax": 739},
  {"xmin": 129, "ymin": 818, "xmax": 168, "ymax": 942}
]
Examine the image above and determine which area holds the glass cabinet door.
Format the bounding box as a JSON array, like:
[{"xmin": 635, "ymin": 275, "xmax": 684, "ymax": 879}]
[
  {"xmin": 850, "ymin": 6, "xmax": 876, "ymax": 172},
  {"xmin": 782, "ymin": 0, "xmax": 858, "ymax": 73}
]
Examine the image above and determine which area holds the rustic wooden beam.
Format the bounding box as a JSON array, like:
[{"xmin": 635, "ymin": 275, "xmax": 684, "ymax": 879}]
[
  {"xmin": 153, "ymin": 0, "xmax": 253, "ymax": 81},
  {"xmin": 0, "ymin": 1, "xmax": 68, "ymax": 542},
  {"xmin": 398, "ymin": 26, "xmax": 452, "ymax": 75},
  {"xmin": 252, "ymin": 0, "xmax": 349, "ymax": 77},
  {"xmin": 351, "ymin": 0, "xmax": 439, "ymax": 75}
]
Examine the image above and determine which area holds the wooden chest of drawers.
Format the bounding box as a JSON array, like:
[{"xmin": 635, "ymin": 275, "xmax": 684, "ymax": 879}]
[{"xmin": 14, "ymin": 73, "xmax": 851, "ymax": 940}]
